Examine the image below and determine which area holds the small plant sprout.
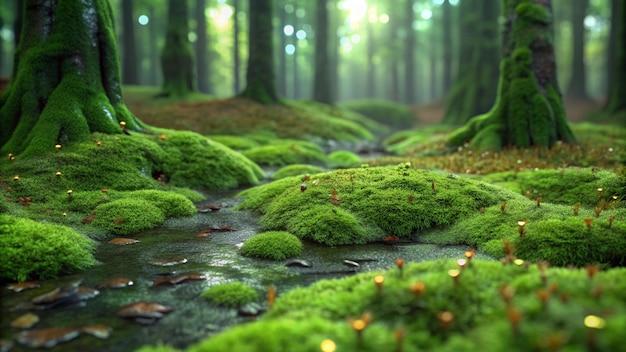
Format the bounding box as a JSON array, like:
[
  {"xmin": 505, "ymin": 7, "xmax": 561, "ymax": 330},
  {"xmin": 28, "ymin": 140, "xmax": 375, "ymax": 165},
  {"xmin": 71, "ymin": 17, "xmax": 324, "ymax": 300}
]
[
  {"xmin": 431, "ymin": 181, "xmax": 436, "ymax": 193},
  {"xmin": 55, "ymin": 171, "xmax": 62, "ymax": 178},
  {"xmin": 448, "ymin": 269, "xmax": 461, "ymax": 286},
  {"xmin": 456, "ymin": 258, "xmax": 467, "ymax": 270},
  {"xmin": 55, "ymin": 144, "xmax": 62, "ymax": 151},
  {"xmin": 585, "ymin": 264, "xmax": 600, "ymax": 279},
  {"xmin": 267, "ymin": 285, "xmax": 276, "ymax": 309},
  {"xmin": 591, "ymin": 284, "xmax": 603, "ymax": 299},
  {"xmin": 597, "ymin": 188, "xmax": 603, "ymax": 201},
  {"xmin": 500, "ymin": 201, "xmax": 507, "ymax": 214},
  {"xmin": 479, "ymin": 207, "xmax": 485, "ymax": 214},
  {"xmin": 408, "ymin": 193, "xmax": 414, "ymax": 203},
  {"xmin": 506, "ymin": 306, "xmax": 522, "ymax": 336},
  {"xmin": 609, "ymin": 214, "xmax": 615, "ymax": 228},
  {"xmin": 499, "ymin": 284, "xmax": 515, "ymax": 306},
  {"xmin": 395, "ymin": 328, "xmax": 406, "ymax": 352},
  {"xmin": 350, "ymin": 314, "xmax": 370, "ymax": 348},
  {"xmin": 374, "ymin": 275, "xmax": 385, "ymax": 297},
  {"xmin": 320, "ymin": 339, "xmax": 336, "ymax": 352},
  {"xmin": 584, "ymin": 315, "xmax": 606, "ymax": 350},
  {"xmin": 437, "ymin": 311, "xmax": 454, "ymax": 330},
  {"xmin": 573, "ymin": 203, "xmax": 580, "ymax": 216},
  {"xmin": 464, "ymin": 249, "xmax": 475, "ymax": 261},
  {"xmin": 594, "ymin": 207, "xmax": 602, "ymax": 217},
  {"xmin": 62, "ymin": 212, "xmax": 67, "ymax": 217},
  {"xmin": 503, "ymin": 239, "xmax": 515, "ymax": 264},
  {"xmin": 536, "ymin": 197, "xmax": 541, "ymax": 207},
  {"xmin": 395, "ymin": 258, "xmax": 404, "ymax": 277},
  {"xmin": 67, "ymin": 190, "xmax": 73, "ymax": 201},
  {"xmin": 410, "ymin": 282, "xmax": 426, "ymax": 298},
  {"xmin": 8, "ymin": 153, "xmax": 13, "ymax": 160},
  {"xmin": 517, "ymin": 220, "xmax": 527, "ymax": 236},
  {"xmin": 584, "ymin": 218, "xmax": 593, "ymax": 229}
]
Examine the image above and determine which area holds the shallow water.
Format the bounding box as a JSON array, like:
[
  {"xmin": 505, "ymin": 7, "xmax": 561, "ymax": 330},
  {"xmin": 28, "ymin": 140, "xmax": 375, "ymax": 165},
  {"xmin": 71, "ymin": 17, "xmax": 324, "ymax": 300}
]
[{"xmin": 1, "ymin": 191, "xmax": 492, "ymax": 351}]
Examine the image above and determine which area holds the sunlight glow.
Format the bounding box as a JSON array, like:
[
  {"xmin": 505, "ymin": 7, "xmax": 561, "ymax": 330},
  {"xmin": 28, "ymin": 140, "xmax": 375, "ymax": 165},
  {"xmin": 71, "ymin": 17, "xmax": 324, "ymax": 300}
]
[
  {"xmin": 350, "ymin": 34, "xmax": 361, "ymax": 43},
  {"xmin": 285, "ymin": 44, "xmax": 296, "ymax": 55},
  {"xmin": 296, "ymin": 29, "xmax": 307, "ymax": 40},
  {"xmin": 296, "ymin": 8, "xmax": 306, "ymax": 18},
  {"xmin": 379, "ymin": 13, "xmax": 389, "ymax": 24},
  {"xmin": 421, "ymin": 9, "xmax": 432, "ymax": 20},
  {"xmin": 209, "ymin": 4, "xmax": 234, "ymax": 29},
  {"xmin": 584, "ymin": 15, "xmax": 597, "ymax": 29},
  {"xmin": 188, "ymin": 31, "xmax": 197, "ymax": 43},
  {"xmin": 342, "ymin": 0, "xmax": 368, "ymax": 23},
  {"xmin": 137, "ymin": 15, "xmax": 149, "ymax": 25},
  {"xmin": 284, "ymin": 25, "xmax": 294, "ymax": 36}
]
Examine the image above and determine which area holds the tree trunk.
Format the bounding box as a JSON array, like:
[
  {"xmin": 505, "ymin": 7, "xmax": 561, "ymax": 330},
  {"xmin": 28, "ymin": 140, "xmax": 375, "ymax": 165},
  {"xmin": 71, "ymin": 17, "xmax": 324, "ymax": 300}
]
[
  {"xmin": 329, "ymin": 0, "xmax": 339, "ymax": 102},
  {"xmin": 441, "ymin": 0, "xmax": 453, "ymax": 95},
  {"xmin": 233, "ymin": 0, "xmax": 241, "ymax": 95},
  {"xmin": 443, "ymin": 0, "xmax": 500, "ymax": 125},
  {"xmin": 121, "ymin": 0, "xmax": 139, "ymax": 85},
  {"xmin": 195, "ymin": 0, "xmax": 212, "ymax": 94},
  {"xmin": 13, "ymin": 0, "xmax": 23, "ymax": 48},
  {"xmin": 148, "ymin": 6, "xmax": 160, "ymax": 86},
  {"xmin": 366, "ymin": 20, "xmax": 375, "ymax": 98},
  {"xmin": 404, "ymin": 0, "xmax": 416, "ymax": 104},
  {"xmin": 449, "ymin": 0, "xmax": 576, "ymax": 150},
  {"xmin": 565, "ymin": 0, "xmax": 590, "ymax": 100},
  {"xmin": 0, "ymin": 0, "xmax": 146, "ymax": 157},
  {"xmin": 160, "ymin": 0, "xmax": 196, "ymax": 97},
  {"xmin": 239, "ymin": 0, "xmax": 280, "ymax": 103},
  {"xmin": 313, "ymin": 0, "xmax": 332, "ymax": 104},
  {"xmin": 602, "ymin": 0, "xmax": 626, "ymax": 117},
  {"xmin": 277, "ymin": 1, "xmax": 288, "ymax": 97},
  {"xmin": 605, "ymin": 0, "xmax": 618, "ymax": 100}
]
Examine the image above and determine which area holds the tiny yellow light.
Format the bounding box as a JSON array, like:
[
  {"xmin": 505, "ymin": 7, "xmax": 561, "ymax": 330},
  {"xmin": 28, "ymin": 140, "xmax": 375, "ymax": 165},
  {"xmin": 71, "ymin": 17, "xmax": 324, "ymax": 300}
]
[
  {"xmin": 448, "ymin": 269, "xmax": 460, "ymax": 278},
  {"xmin": 320, "ymin": 339, "xmax": 336, "ymax": 352},
  {"xmin": 55, "ymin": 144, "xmax": 62, "ymax": 150},
  {"xmin": 96, "ymin": 141, "xmax": 102, "ymax": 147},
  {"xmin": 160, "ymin": 134, "xmax": 167, "ymax": 141},
  {"xmin": 374, "ymin": 275, "xmax": 385, "ymax": 286},
  {"xmin": 67, "ymin": 190, "xmax": 73, "ymax": 195},
  {"xmin": 464, "ymin": 249, "xmax": 475, "ymax": 259},
  {"xmin": 456, "ymin": 259, "xmax": 467, "ymax": 269},
  {"xmin": 55, "ymin": 172, "xmax": 62, "ymax": 177},
  {"xmin": 517, "ymin": 220, "xmax": 527, "ymax": 227},
  {"xmin": 597, "ymin": 188, "xmax": 603, "ymax": 192},
  {"xmin": 13, "ymin": 175, "xmax": 19, "ymax": 181},
  {"xmin": 514, "ymin": 259, "xmax": 525, "ymax": 266},
  {"xmin": 351, "ymin": 319, "xmax": 366, "ymax": 332},
  {"xmin": 119, "ymin": 121, "xmax": 126, "ymax": 127},
  {"xmin": 613, "ymin": 194, "xmax": 619, "ymax": 200},
  {"xmin": 62, "ymin": 212, "xmax": 67, "ymax": 217},
  {"xmin": 584, "ymin": 315, "xmax": 606, "ymax": 329}
]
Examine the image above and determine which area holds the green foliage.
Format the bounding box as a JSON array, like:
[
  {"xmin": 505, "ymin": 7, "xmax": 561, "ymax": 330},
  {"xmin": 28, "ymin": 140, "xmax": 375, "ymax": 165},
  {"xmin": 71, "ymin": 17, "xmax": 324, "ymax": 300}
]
[
  {"xmin": 0, "ymin": 214, "xmax": 95, "ymax": 282},
  {"xmin": 92, "ymin": 198, "xmax": 165, "ymax": 235},
  {"xmin": 184, "ymin": 259, "xmax": 626, "ymax": 351},
  {"xmin": 326, "ymin": 150, "xmax": 363, "ymax": 169},
  {"xmin": 383, "ymin": 125, "xmax": 455, "ymax": 155},
  {"xmin": 242, "ymin": 140, "xmax": 327, "ymax": 167},
  {"xmin": 208, "ymin": 135, "xmax": 261, "ymax": 151},
  {"xmin": 237, "ymin": 166, "xmax": 509, "ymax": 245},
  {"xmin": 201, "ymin": 282, "xmax": 259, "ymax": 307},
  {"xmin": 292, "ymin": 100, "xmax": 389, "ymax": 136},
  {"xmin": 340, "ymin": 99, "xmax": 415, "ymax": 130},
  {"xmin": 240, "ymin": 231, "xmax": 303, "ymax": 260},
  {"xmin": 270, "ymin": 164, "xmax": 327, "ymax": 181}
]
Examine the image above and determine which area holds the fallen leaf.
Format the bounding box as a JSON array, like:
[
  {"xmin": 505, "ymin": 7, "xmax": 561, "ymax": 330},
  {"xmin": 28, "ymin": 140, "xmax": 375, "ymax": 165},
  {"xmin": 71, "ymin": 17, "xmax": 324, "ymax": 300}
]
[
  {"xmin": 15, "ymin": 327, "xmax": 81, "ymax": 348},
  {"xmin": 81, "ymin": 214, "xmax": 97, "ymax": 224},
  {"xmin": 98, "ymin": 278, "xmax": 134, "ymax": 289},
  {"xmin": 151, "ymin": 273, "xmax": 205, "ymax": 287},
  {"xmin": 11, "ymin": 313, "xmax": 39, "ymax": 329},
  {"xmin": 148, "ymin": 257, "xmax": 188, "ymax": 266},
  {"xmin": 196, "ymin": 230, "xmax": 212, "ymax": 238},
  {"xmin": 116, "ymin": 302, "xmax": 172, "ymax": 319},
  {"xmin": 80, "ymin": 325, "xmax": 112, "ymax": 339},
  {"xmin": 7, "ymin": 281, "xmax": 40, "ymax": 292},
  {"xmin": 108, "ymin": 238, "xmax": 139, "ymax": 245}
]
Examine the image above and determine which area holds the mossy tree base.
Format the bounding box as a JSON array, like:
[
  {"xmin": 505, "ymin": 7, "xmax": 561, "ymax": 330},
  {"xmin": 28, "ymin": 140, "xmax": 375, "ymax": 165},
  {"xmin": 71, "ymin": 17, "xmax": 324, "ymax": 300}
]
[
  {"xmin": 0, "ymin": 0, "xmax": 146, "ymax": 157},
  {"xmin": 449, "ymin": 0, "xmax": 576, "ymax": 150}
]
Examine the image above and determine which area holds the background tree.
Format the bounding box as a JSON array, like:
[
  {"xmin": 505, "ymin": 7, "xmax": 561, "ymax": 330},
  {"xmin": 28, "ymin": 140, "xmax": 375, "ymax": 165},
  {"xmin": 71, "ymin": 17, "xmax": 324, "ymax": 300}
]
[
  {"xmin": 121, "ymin": 0, "xmax": 139, "ymax": 85},
  {"xmin": 0, "ymin": 0, "xmax": 145, "ymax": 157},
  {"xmin": 313, "ymin": 0, "xmax": 332, "ymax": 104},
  {"xmin": 239, "ymin": 0, "xmax": 280, "ymax": 103},
  {"xmin": 443, "ymin": 0, "xmax": 500, "ymax": 125},
  {"xmin": 195, "ymin": 0, "xmax": 213, "ymax": 94},
  {"xmin": 403, "ymin": 0, "xmax": 416, "ymax": 104},
  {"xmin": 565, "ymin": 0, "xmax": 590, "ymax": 100},
  {"xmin": 233, "ymin": 0, "xmax": 241, "ymax": 94},
  {"xmin": 160, "ymin": 0, "xmax": 197, "ymax": 97},
  {"xmin": 449, "ymin": 0, "xmax": 576, "ymax": 150},
  {"xmin": 599, "ymin": 0, "xmax": 625, "ymax": 120},
  {"xmin": 441, "ymin": 0, "xmax": 453, "ymax": 95}
]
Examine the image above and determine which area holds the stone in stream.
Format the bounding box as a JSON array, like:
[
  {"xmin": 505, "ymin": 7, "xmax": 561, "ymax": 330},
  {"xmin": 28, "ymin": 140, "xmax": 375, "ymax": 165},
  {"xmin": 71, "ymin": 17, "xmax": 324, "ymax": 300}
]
[
  {"xmin": 10, "ymin": 313, "xmax": 39, "ymax": 329},
  {"xmin": 98, "ymin": 278, "xmax": 134, "ymax": 289},
  {"xmin": 107, "ymin": 238, "xmax": 139, "ymax": 245},
  {"xmin": 14, "ymin": 327, "xmax": 81, "ymax": 348},
  {"xmin": 238, "ymin": 302, "xmax": 266, "ymax": 317},
  {"xmin": 148, "ymin": 257, "xmax": 188, "ymax": 266},
  {"xmin": 285, "ymin": 259, "xmax": 312, "ymax": 268},
  {"xmin": 342, "ymin": 260, "xmax": 360, "ymax": 269},
  {"xmin": 12, "ymin": 282, "xmax": 99, "ymax": 311},
  {"xmin": 116, "ymin": 302, "xmax": 172, "ymax": 324},
  {"xmin": 151, "ymin": 273, "xmax": 206, "ymax": 287},
  {"xmin": 6, "ymin": 281, "xmax": 40, "ymax": 293}
]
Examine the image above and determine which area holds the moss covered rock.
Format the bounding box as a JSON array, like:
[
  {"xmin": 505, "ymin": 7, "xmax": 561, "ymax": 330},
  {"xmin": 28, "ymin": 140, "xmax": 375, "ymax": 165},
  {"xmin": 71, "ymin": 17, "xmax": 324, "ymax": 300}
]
[
  {"xmin": 237, "ymin": 165, "xmax": 510, "ymax": 245},
  {"xmin": 92, "ymin": 198, "xmax": 165, "ymax": 235},
  {"xmin": 270, "ymin": 164, "xmax": 327, "ymax": 181},
  {"xmin": 242, "ymin": 140, "xmax": 327, "ymax": 167},
  {"xmin": 340, "ymin": 99, "xmax": 415, "ymax": 130},
  {"xmin": 240, "ymin": 231, "xmax": 303, "ymax": 260},
  {"xmin": 326, "ymin": 150, "xmax": 363, "ymax": 169},
  {"xmin": 201, "ymin": 282, "xmax": 259, "ymax": 307},
  {"xmin": 0, "ymin": 214, "xmax": 96, "ymax": 282}
]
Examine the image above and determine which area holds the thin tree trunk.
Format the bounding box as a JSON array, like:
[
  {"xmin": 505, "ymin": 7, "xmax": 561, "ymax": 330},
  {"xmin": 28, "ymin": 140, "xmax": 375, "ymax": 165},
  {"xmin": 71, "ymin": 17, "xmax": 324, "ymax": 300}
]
[
  {"xmin": 233, "ymin": 0, "xmax": 241, "ymax": 94},
  {"xmin": 366, "ymin": 20, "xmax": 375, "ymax": 98},
  {"xmin": 121, "ymin": 0, "xmax": 139, "ymax": 85},
  {"xmin": 160, "ymin": 0, "xmax": 197, "ymax": 97},
  {"xmin": 441, "ymin": 0, "xmax": 452, "ymax": 95},
  {"xmin": 602, "ymin": 0, "xmax": 626, "ymax": 116},
  {"xmin": 565, "ymin": 0, "xmax": 590, "ymax": 100},
  {"xmin": 195, "ymin": 0, "xmax": 212, "ymax": 94},
  {"xmin": 404, "ymin": 0, "xmax": 416, "ymax": 104},
  {"xmin": 313, "ymin": 0, "xmax": 332, "ymax": 104},
  {"xmin": 277, "ymin": 1, "xmax": 288, "ymax": 97}
]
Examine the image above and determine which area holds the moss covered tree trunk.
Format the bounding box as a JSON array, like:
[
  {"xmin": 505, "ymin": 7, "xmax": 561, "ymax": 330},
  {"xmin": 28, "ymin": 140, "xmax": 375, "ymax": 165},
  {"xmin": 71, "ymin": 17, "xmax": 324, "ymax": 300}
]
[
  {"xmin": 443, "ymin": 0, "xmax": 500, "ymax": 125},
  {"xmin": 449, "ymin": 0, "xmax": 576, "ymax": 150},
  {"xmin": 239, "ymin": 0, "xmax": 280, "ymax": 104},
  {"xmin": 160, "ymin": 0, "xmax": 196, "ymax": 97},
  {"xmin": 0, "ymin": 0, "xmax": 145, "ymax": 157}
]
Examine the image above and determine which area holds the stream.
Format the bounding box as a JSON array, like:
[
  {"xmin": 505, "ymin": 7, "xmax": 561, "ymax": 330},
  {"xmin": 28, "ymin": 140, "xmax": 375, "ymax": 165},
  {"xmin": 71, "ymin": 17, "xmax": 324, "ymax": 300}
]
[{"xmin": 1, "ymin": 190, "xmax": 492, "ymax": 351}]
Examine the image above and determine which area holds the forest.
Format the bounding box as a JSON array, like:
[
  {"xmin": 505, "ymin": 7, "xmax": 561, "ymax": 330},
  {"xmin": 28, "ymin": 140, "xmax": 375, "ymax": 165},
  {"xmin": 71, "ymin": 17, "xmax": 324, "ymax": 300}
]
[{"xmin": 0, "ymin": 0, "xmax": 625, "ymax": 351}]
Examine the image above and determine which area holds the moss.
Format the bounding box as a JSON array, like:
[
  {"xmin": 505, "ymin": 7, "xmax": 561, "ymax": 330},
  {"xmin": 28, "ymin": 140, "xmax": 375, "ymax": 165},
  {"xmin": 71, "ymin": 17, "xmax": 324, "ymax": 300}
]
[
  {"xmin": 121, "ymin": 190, "xmax": 196, "ymax": 217},
  {"xmin": 292, "ymin": 100, "xmax": 389, "ymax": 136},
  {"xmin": 0, "ymin": 214, "xmax": 95, "ymax": 282},
  {"xmin": 383, "ymin": 125, "xmax": 453, "ymax": 155},
  {"xmin": 242, "ymin": 140, "xmax": 327, "ymax": 167},
  {"xmin": 237, "ymin": 166, "xmax": 510, "ymax": 245},
  {"xmin": 208, "ymin": 135, "xmax": 261, "ymax": 151},
  {"xmin": 327, "ymin": 150, "xmax": 363, "ymax": 169},
  {"xmin": 201, "ymin": 282, "xmax": 259, "ymax": 307},
  {"xmin": 240, "ymin": 231, "xmax": 303, "ymax": 260},
  {"xmin": 92, "ymin": 198, "xmax": 165, "ymax": 235},
  {"xmin": 183, "ymin": 259, "xmax": 626, "ymax": 351},
  {"xmin": 339, "ymin": 99, "xmax": 415, "ymax": 130},
  {"xmin": 270, "ymin": 164, "xmax": 327, "ymax": 181}
]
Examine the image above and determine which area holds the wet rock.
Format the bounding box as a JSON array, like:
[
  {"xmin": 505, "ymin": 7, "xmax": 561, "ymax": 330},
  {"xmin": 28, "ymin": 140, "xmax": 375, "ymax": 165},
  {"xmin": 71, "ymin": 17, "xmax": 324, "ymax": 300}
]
[
  {"xmin": 238, "ymin": 302, "xmax": 265, "ymax": 317},
  {"xmin": 196, "ymin": 230, "xmax": 212, "ymax": 238},
  {"xmin": 285, "ymin": 259, "xmax": 312, "ymax": 268},
  {"xmin": 342, "ymin": 260, "xmax": 360, "ymax": 268},
  {"xmin": 13, "ymin": 282, "xmax": 99, "ymax": 311},
  {"xmin": 14, "ymin": 327, "xmax": 81, "ymax": 348},
  {"xmin": 198, "ymin": 203, "xmax": 228, "ymax": 212},
  {"xmin": 116, "ymin": 302, "xmax": 172, "ymax": 324},
  {"xmin": 0, "ymin": 339, "xmax": 13, "ymax": 352},
  {"xmin": 10, "ymin": 313, "xmax": 39, "ymax": 329},
  {"xmin": 209, "ymin": 224, "xmax": 235, "ymax": 231},
  {"xmin": 108, "ymin": 238, "xmax": 139, "ymax": 245},
  {"xmin": 6, "ymin": 281, "xmax": 40, "ymax": 293},
  {"xmin": 98, "ymin": 278, "xmax": 134, "ymax": 289},
  {"xmin": 151, "ymin": 273, "xmax": 206, "ymax": 287},
  {"xmin": 80, "ymin": 324, "xmax": 112, "ymax": 339},
  {"xmin": 149, "ymin": 257, "xmax": 188, "ymax": 266}
]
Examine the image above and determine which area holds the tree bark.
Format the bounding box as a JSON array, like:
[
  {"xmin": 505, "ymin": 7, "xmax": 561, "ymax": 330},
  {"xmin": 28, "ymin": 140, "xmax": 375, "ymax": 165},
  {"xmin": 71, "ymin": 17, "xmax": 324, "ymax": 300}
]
[
  {"xmin": 0, "ymin": 0, "xmax": 146, "ymax": 157},
  {"xmin": 602, "ymin": 0, "xmax": 625, "ymax": 116},
  {"xmin": 565, "ymin": 0, "xmax": 590, "ymax": 100},
  {"xmin": 121, "ymin": 0, "xmax": 139, "ymax": 85},
  {"xmin": 239, "ymin": 0, "xmax": 280, "ymax": 103},
  {"xmin": 366, "ymin": 20, "xmax": 375, "ymax": 98},
  {"xmin": 233, "ymin": 0, "xmax": 241, "ymax": 94},
  {"xmin": 449, "ymin": 0, "xmax": 576, "ymax": 150},
  {"xmin": 160, "ymin": 0, "xmax": 196, "ymax": 97},
  {"xmin": 195, "ymin": 0, "xmax": 212, "ymax": 94},
  {"xmin": 404, "ymin": 0, "xmax": 416, "ymax": 104},
  {"xmin": 277, "ymin": 1, "xmax": 288, "ymax": 97},
  {"xmin": 443, "ymin": 0, "xmax": 500, "ymax": 125},
  {"xmin": 313, "ymin": 0, "xmax": 332, "ymax": 104},
  {"xmin": 441, "ymin": 0, "xmax": 453, "ymax": 95}
]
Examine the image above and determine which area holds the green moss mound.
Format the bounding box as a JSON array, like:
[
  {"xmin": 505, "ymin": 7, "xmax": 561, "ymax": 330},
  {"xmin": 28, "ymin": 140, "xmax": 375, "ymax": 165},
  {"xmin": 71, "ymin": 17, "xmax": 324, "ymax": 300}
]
[
  {"xmin": 383, "ymin": 126, "xmax": 454, "ymax": 156},
  {"xmin": 121, "ymin": 190, "xmax": 197, "ymax": 217},
  {"xmin": 270, "ymin": 164, "xmax": 327, "ymax": 181},
  {"xmin": 326, "ymin": 150, "xmax": 363, "ymax": 169},
  {"xmin": 240, "ymin": 231, "xmax": 303, "ymax": 260},
  {"xmin": 174, "ymin": 259, "xmax": 626, "ymax": 351},
  {"xmin": 207, "ymin": 135, "xmax": 261, "ymax": 151},
  {"xmin": 242, "ymin": 140, "xmax": 327, "ymax": 167},
  {"xmin": 0, "ymin": 214, "xmax": 96, "ymax": 282},
  {"xmin": 91, "ymin": 198, "xmax": 165, "ymax": 235},
  {"xmin": 340, "ymin": 99, "xmax": 415, "ymax": 130},
  {"xmin": 201, "ymin": 282, "xmax": 259, "ymax": 307},
  {"xmin": 236, "ymin": 165, "xmax": 511, "ymax": 245}
]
